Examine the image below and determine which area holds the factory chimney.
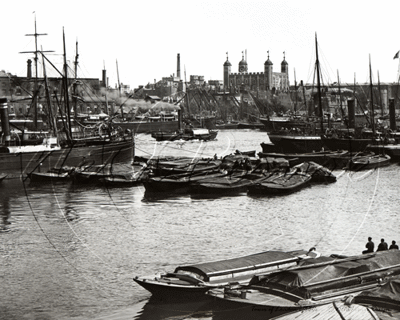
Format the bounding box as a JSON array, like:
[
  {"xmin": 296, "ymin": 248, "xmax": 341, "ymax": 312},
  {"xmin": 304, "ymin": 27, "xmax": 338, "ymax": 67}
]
[
  {"xmin": 0, "ymin": 98, "xmax": 10, "ymax": 146},
  {"xmin": 27, "ymin": 59, "xmax": 32, "ymax": 78},
  {"xmin": 177, "ymin": 53, "xmax": 181, "ymax": 79},
  {"xmin": 102, "ymin": 69, "xmax": 107, "ymax": 88}
]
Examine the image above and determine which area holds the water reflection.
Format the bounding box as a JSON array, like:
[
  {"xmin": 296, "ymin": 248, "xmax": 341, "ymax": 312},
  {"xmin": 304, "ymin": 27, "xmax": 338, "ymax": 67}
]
[
  {"xmin": 134, "ymin": 296, "xmax": 214, "ymax": 320},
  {"xmin": 133, "ymin": 295, "xmax": 288, "ymax": 320},
  {"xmin": 1, "ymin": 195, "xmax": 11, "ymax": 232},
  {"xmin": 143, "ymin": 190, "xmax": 191, "ymax": 202}
]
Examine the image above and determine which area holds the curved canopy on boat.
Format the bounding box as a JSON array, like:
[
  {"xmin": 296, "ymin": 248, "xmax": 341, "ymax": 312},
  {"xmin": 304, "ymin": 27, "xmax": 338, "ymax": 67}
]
[
  {"xmin": 355, "ymin": 276, "xmax": 400, "ymax": 309},
  {"xmin": 251, "ymin": 250, "xmax": 400, "ymax": 298},
  {"xmin": 174, "ymin": 250, "xmax": 306, "ymax": 281}
]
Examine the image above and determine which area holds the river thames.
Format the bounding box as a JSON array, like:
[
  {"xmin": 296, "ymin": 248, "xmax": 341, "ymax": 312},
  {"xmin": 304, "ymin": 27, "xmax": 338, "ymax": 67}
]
[{"xmin": 1, "ymin": 129, "xmax": 399, "ymax": 320}]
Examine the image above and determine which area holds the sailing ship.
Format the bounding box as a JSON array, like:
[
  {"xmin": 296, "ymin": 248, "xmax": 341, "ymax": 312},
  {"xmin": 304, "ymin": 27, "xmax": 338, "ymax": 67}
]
[
  {"xmin": 0, "ymin": 23, "xmax": 134, "ymax": 179},
  {"xmin": 266, "ymin": 34, "xmax": 326, "ymax": 154},
  {"xmin": 322, "ymin": 56, "xmax": 399, "ymax": 153}
]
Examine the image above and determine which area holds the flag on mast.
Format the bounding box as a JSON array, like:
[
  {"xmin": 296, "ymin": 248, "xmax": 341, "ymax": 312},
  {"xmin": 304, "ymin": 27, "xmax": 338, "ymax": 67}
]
[{"xmin": 393, "ymin": 50, "xmax": 399, "ymax": 59}]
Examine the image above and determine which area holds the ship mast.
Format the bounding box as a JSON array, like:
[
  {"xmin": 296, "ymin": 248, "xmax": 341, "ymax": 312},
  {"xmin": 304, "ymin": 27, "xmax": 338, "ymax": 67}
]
[
  {"xmin": 369, "ymin": 55, "xmax": 375, "ymax": 135},
  {"xmin": 20, "ymin": 14, "xmax": 53, "ymax": 129},
  {"xmin": 337, "ymin": 70, "xmax": 344, "ymax": 120},
  {"xmin": 315, "ymin": 33, "xmax": 324, "ymax": 133},
  {"xmin": 73, "ymin": 39, "xmax": 79, "ymax": 118},
  {"xmin": 116, "ymin": 60, "xmax": 124, "ymax": 120},
  {"xmin": 293, "ymin": 69, "xmax": 297, "ymax": 114},
  {"xmin": 377, "ymin": 71, "xmax": 383, "ymax": 117},
  {"xmin": 41, "ymin": 46, "xmax": 57, "ymax": 136},
  {"xmin": 63, "ymin": 27, "xmax": 72, "ymax": 141}
]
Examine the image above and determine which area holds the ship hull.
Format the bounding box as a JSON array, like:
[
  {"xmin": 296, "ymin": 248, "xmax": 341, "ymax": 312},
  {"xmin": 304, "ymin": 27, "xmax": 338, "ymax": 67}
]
[
  {"xmin": 267, "ymin": 134, "xmax": 324, "ymax": 153},
  {"xmin": 113, "ymin": 120, "xmax": 179, "ymax": 134},
  {"xmin": 0, "ymin": 139, "xmax": 134, "ymax": 179}
]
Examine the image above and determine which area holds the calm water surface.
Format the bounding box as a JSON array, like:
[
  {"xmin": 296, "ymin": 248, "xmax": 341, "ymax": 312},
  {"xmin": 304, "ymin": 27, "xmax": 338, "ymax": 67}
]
[{"xmin": 1, "ymin": 130, "xmax": 399, "ymax": 320}]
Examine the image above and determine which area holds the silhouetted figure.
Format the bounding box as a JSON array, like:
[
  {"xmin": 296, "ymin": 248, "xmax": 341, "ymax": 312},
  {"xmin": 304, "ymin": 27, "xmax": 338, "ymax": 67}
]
[
  {"xmin": 362, "ymin": 237, "xmax": 374, "ymax": 254},
  {"xmin": 389, "ymin": 240, "xmax": 399, "ymax": 250},
  {"xmin": 306, "ymin": 247, "xmax": 321, "ymax": 258},
  {"xmin": 377, "ymin": 238, "xmax": 388, "ymax": 251}
]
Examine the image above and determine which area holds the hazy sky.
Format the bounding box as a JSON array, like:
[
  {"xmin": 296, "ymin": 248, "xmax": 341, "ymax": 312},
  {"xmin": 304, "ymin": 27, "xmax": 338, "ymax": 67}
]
[{"xmin": 2, "ymin": 0, "xmax": 399, "ymax": 90}]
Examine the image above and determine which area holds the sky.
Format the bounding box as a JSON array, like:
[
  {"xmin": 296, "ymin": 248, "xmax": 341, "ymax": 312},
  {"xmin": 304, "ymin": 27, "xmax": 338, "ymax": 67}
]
[{"xmin": 2, "ymin": 0, "xmax": 400, "ymax": 90}]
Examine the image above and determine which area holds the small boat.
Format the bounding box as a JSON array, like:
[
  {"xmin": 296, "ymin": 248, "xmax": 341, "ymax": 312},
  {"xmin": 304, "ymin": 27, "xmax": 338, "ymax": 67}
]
[
  {"xmin": 71, "ymin": 168, "xmax": 114, "ymax": 184},
  {"xmin": 100, "ymin": 170, "xmax": 144, "ymax": 187},
  {"xmin": 100, "ymin": 176, "xmax": 142, "ymax": 187},
  {"xmin": 28, "ymin": 171, "xmax": 72, "ymax": 182},
  {"xmin": 247, "ymin": 171, "xmax": 312, "ymax": 195},
  {"xmin": 27, "ymin": 166, "xmax": 76, "ymax": 182},
  {"xmin": 133, "ymin": 249, "xmax": 316, "ymax": 298},
  {"xmin": 292, "ymin": 161, "xmax": 337, "ymax": 183},
  {"xmin": 149, "ymin": 162, "xmax": 220, "ymax": 177},
  {"xmin": 208, "ymin": 250, "xmax": 400, "ymax": 318},
  {"xmin": 151, "ymin": 128, "xmax": 218, "ymax": 142},
  {"xmin": 142, "ymin": 171, "xmax": 227, "ymax": 193},
  {"xmin": 70, "ymin": 162, "xmax": 144, "ymax": 184},
  {"xmin": 347, "ymin": 153, "xmax": 391, "ymax": 171},
  {"xmin": 190, "ymin": 175, "xmax": 254, "ymax": 195},
  {"xmin": 258, "ymin": 149, "xmax": 349, "ymax": 168}
]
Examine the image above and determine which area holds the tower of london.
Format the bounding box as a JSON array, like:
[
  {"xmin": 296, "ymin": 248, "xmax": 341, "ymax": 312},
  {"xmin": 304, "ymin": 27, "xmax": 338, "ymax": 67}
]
[{"xmin": 223, "ymin": 51, "xmax": 290, "ymax": 92}]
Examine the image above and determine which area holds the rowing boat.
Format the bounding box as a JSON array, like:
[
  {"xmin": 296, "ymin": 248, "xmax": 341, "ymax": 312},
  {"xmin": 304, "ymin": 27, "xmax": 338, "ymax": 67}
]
[{"xmin": 134, "ymin": 249, "xmax": 313, "ymax": 298}]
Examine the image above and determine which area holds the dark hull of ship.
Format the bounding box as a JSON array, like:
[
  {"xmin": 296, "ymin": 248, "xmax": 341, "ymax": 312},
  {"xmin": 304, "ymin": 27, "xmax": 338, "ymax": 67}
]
[
  {"xmin": 259, "ymin": 117, "xmax": 308, "ymax": 132},
  {"xmin": 106, "ymin": 120, "xmax": 179, "ymax": 134},
  {"xmin": 321, "ymin": 137, "xmax": 373, "ymax": 152},
  {"xmin": 0, "ymin": 139, "xmax": 134, "ymax": 179},
  {"xmin": 267, "ymin": 134, "xmax": 324, "ymax": 153},
  {"xmin": 151, "ymin": 130, "xmax": 218, "ymax": 142}
]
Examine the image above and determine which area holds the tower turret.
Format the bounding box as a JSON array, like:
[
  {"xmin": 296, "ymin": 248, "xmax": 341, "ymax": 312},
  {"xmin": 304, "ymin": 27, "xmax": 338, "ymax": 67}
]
[
  {"xmin": 238, "ymin": 51, "xmax": 248, "ymax": 73},
  {"xmin": 281, "ymin": 51, "xmax": 288, "ymax": 73},
  {"xmin": 264, "ymin": 51, "xmax": 273, "ymax": 90},
  {"xmin": 223, "ymin": 52, "xmax": 232, "ymax": 88}
]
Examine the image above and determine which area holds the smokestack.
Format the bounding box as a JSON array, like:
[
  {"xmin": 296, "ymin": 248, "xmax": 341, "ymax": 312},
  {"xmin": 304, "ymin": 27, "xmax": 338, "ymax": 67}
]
[
  {"xmin": 177, "ymin": 53, "xmax": 181, "ymax": 79},
  {"xmin": 347, "ymin": 98, "xmax": 355, "ymax": 129},
  {"xmin": 27, "ymin": 59, "xmax": 32, "ymax": 78},
  {"xmin": 102, "ymin": 69, "xmax": 107, "ymax": 88},
  {"xmin": 389, "ymin": 98, "xmax": 396, "ymax": 130},
  {"xmin": 0, "ymin": 98, "xmax": 11, "ymax": 146}
]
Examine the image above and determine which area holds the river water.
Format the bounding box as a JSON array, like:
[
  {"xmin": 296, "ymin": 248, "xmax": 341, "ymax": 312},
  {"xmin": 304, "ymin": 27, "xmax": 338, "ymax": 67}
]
[{"xmin": 1, "ymin": 129, "xmax": 399, "ymax": 320}]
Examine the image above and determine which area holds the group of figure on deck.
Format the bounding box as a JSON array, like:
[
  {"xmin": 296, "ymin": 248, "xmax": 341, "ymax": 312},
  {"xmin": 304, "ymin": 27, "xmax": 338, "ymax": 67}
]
[{"xmin": 363, "ymin": 237, "xmax": 399, "ymax": 254}]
